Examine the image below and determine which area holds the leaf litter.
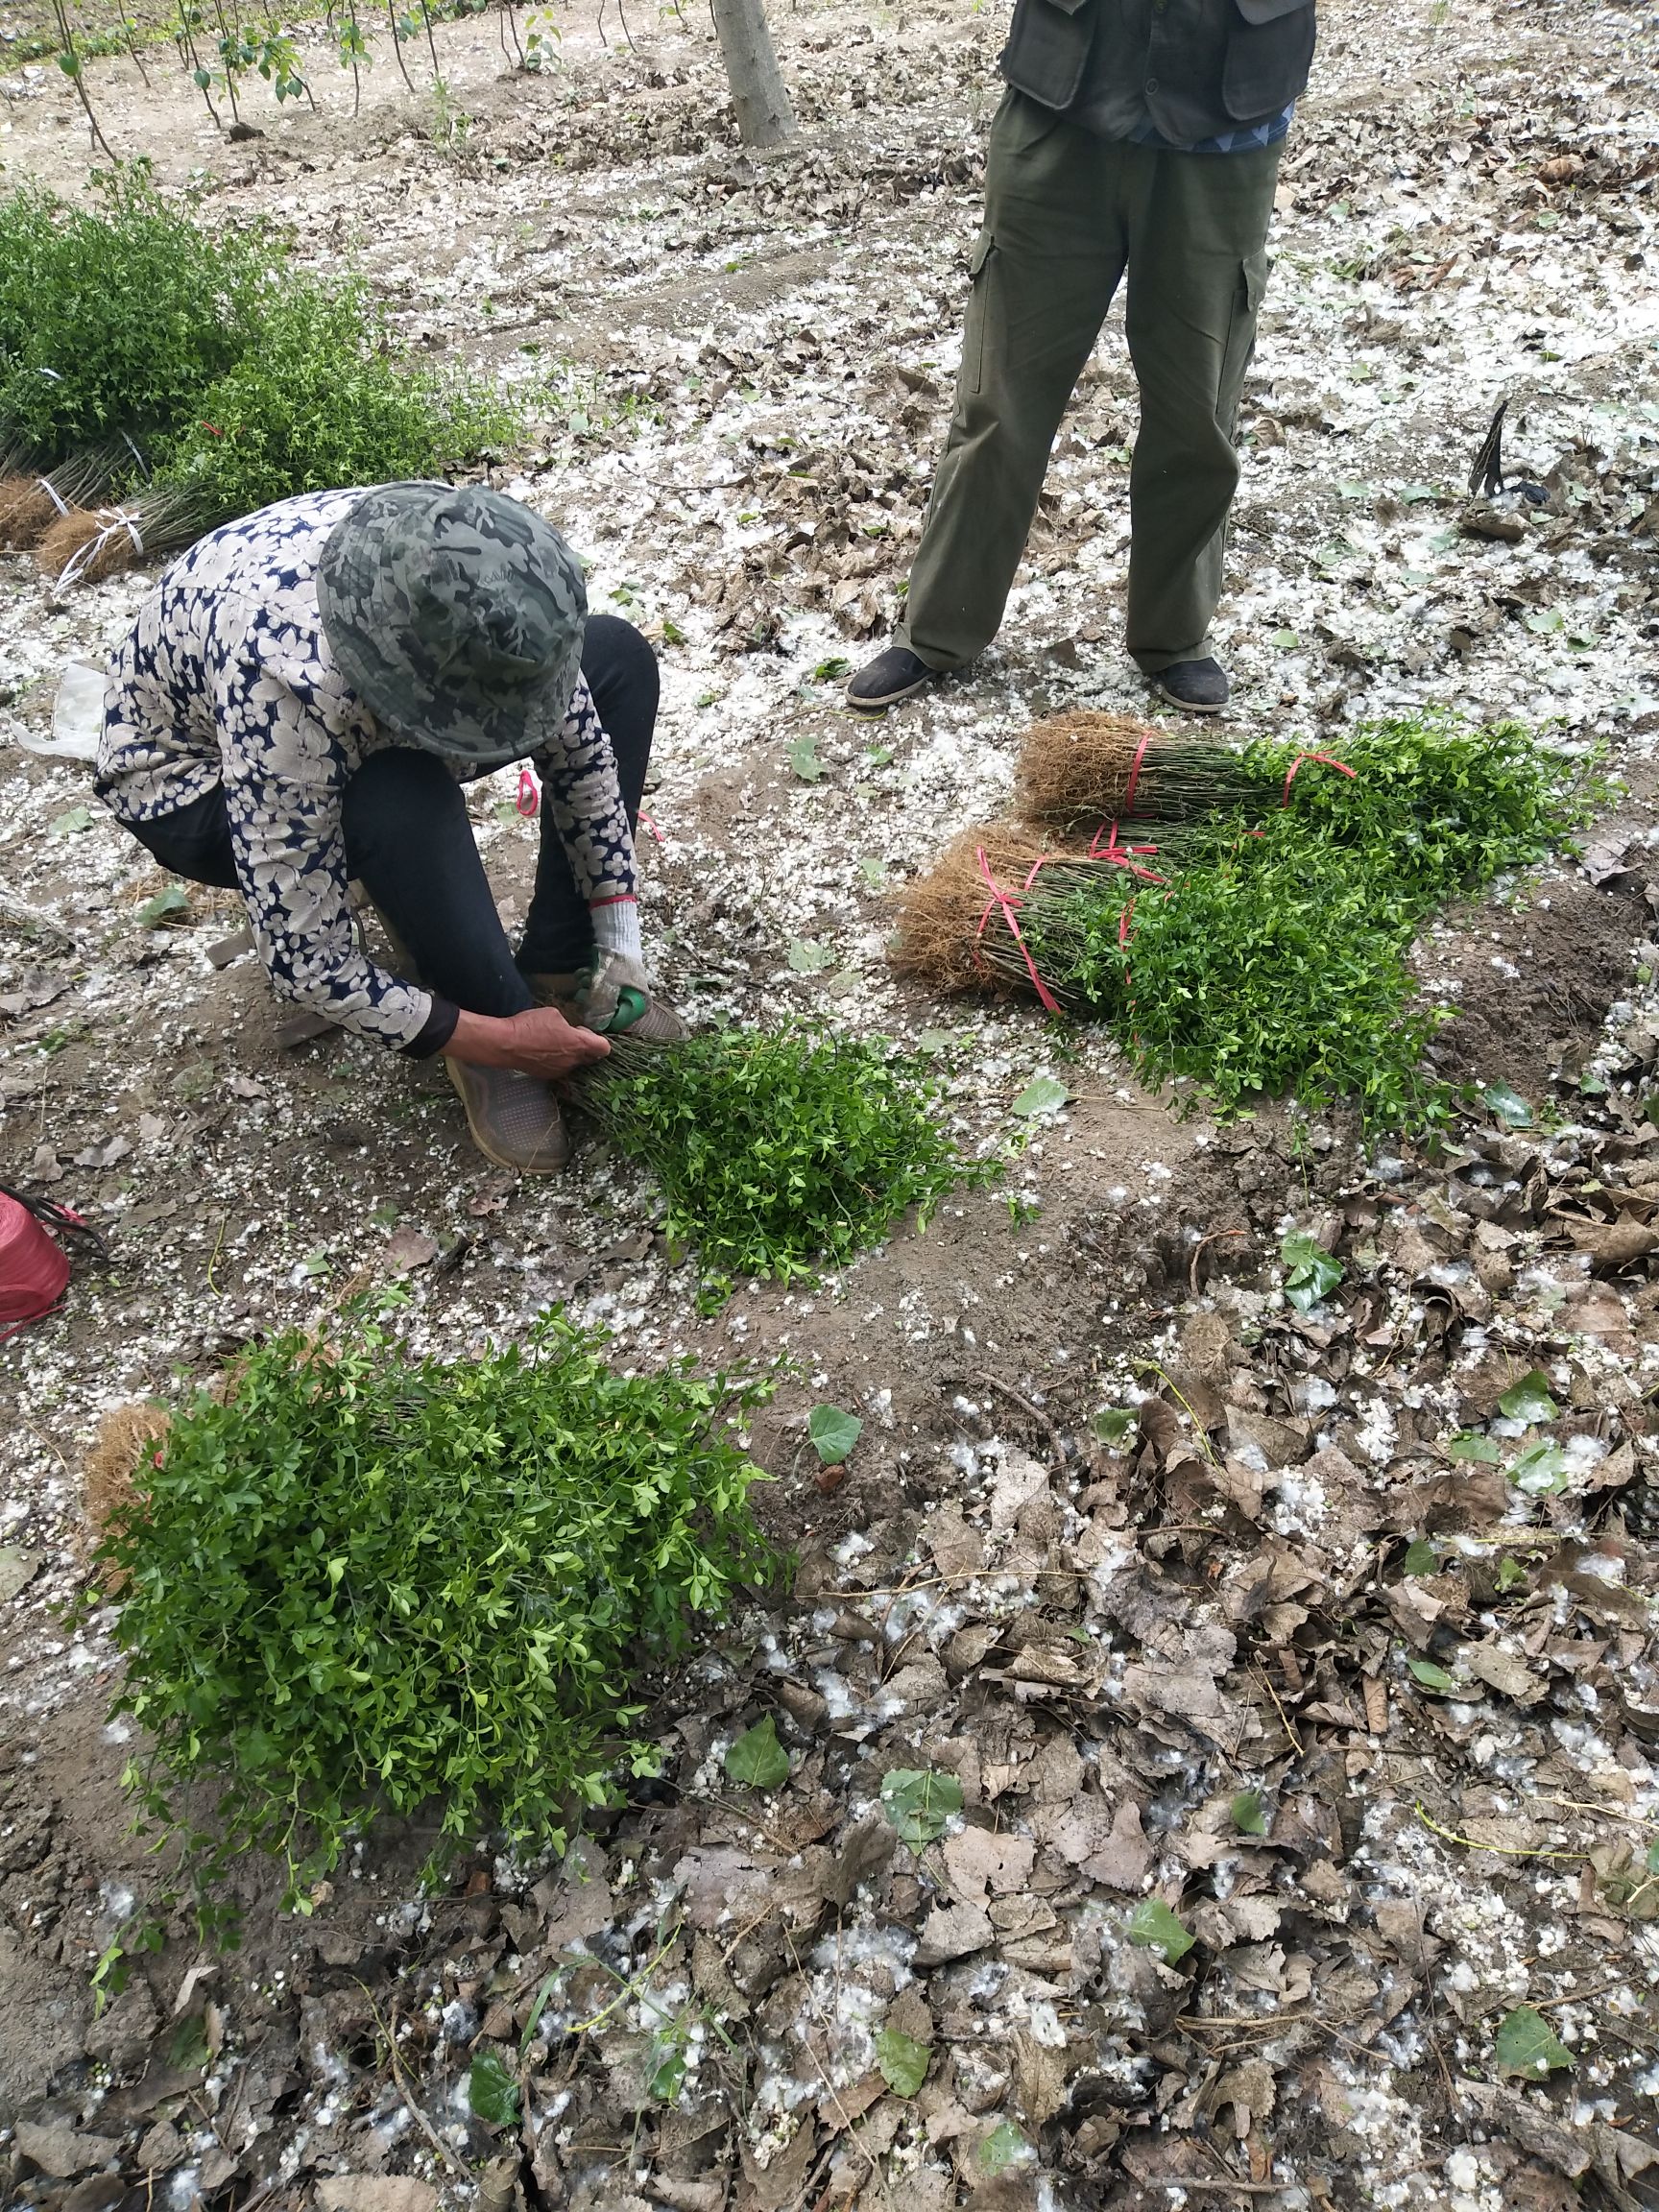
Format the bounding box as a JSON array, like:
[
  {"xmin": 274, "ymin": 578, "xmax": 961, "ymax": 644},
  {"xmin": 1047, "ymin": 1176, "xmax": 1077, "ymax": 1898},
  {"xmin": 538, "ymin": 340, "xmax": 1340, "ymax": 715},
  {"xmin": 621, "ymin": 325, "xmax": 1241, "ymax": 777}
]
[{"xmin": 2, "ymin": 0, "xmax": 1659, "ymax": 2205}]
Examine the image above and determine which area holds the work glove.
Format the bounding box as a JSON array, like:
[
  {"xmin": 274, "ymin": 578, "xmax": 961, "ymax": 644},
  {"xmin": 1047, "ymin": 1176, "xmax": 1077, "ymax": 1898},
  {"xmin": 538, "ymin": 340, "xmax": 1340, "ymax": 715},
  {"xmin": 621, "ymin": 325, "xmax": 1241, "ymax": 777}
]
[
  {"xmin": 579, "ymin": 950, "xmax": 689, "ymax": 1044},
  {"xmin": 584, "ymin": 896, "xmax": 689, "ymax": 1043}
]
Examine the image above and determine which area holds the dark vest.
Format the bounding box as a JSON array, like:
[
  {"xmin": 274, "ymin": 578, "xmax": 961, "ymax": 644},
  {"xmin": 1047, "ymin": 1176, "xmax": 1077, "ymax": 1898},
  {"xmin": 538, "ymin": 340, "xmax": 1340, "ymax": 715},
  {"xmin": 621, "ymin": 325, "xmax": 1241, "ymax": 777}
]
[{"xmin": 1002, "ymin": 0, "xmax": 1317, "ymax": 142}]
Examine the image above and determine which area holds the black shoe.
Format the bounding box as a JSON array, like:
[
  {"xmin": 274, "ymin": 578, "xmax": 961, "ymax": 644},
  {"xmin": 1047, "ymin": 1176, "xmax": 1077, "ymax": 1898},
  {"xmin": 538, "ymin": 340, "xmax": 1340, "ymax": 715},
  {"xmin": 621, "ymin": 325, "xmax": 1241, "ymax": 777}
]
[
  {"xmin": 1150, "ymin": 657, "xmax": 1230, "ymax": 713},
  {"xmin": 846, "ymin": 645, "xmax": 938, "ymax": 710}
]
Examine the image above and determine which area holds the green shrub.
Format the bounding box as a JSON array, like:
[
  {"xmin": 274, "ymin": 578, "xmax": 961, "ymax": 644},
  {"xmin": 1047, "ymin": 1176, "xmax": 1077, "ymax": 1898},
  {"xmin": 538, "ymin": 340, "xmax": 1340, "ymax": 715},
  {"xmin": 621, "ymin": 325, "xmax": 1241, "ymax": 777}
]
[
  {"xmin": 0, "ymin": 165, "xmax": 269, "ymax": 459},
  {"xmin": 1012, "ymin": 715, "xmax": 1597, "ymax": 1130},
  {"xmin": 577, "ymin": 1026, "xmax": 986, "ymax": 1299},
  {"xmin": 95, "ymin": 1310, "xmax": 781, "ymax": 1911},
  {"xmin": 1024, "ymin": 816, "xmax": 1454, "ymax": 1127},
  {"xmin": 1254, "ymin": 712, "xmax": 1596, "ymax": 898},
  {"xmin": 156, "ymin": 278, "xmax": 517, "ymax": 517}
]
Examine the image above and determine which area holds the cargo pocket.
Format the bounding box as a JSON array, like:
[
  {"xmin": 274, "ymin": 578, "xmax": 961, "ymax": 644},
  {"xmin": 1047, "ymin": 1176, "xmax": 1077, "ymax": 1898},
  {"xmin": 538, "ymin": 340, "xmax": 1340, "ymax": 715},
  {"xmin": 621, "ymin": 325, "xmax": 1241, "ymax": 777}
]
[
  {"xmin": 1220, "ymin": 250, "xmax": 1270, "ymax": 428},
  {"xmin": 964, "ymin": 234, "xmax": 998, "ymax": 398}
]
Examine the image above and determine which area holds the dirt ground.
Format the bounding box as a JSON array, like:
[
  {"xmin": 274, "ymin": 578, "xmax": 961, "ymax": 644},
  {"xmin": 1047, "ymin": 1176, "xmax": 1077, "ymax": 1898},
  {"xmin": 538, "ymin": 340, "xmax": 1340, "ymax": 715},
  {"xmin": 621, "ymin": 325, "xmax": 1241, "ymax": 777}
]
[{"xmin": 4, "ymin": 0, "xmax": 1659, "ymax": 2205}]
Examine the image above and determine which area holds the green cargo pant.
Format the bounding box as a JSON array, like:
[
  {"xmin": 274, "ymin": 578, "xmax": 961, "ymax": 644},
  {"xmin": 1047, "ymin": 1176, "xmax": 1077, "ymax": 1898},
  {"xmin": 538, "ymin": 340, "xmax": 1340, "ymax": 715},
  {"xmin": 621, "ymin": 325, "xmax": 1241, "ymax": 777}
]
[{"xmin": 898, "ymin": 91, "xmax": 1282, "ymax": 676}]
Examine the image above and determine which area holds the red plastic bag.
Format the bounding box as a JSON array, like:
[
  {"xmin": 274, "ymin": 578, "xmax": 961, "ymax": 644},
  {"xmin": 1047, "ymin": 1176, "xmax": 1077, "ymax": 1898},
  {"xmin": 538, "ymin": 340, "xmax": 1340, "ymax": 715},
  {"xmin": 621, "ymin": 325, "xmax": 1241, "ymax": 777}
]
[{"xmin": 0, "ymin": 1185, "xmax": 101, "ymax": 1340}]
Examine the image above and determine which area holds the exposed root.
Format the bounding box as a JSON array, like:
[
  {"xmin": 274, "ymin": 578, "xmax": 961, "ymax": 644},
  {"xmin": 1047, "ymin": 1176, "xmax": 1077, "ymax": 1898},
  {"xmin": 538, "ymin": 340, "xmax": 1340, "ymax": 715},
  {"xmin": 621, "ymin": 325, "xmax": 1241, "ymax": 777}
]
[
  {"xmin": 36, "ymin": 505, "xmax": 148, "ymax": 588},
  {"xmin": 80, "ymin": 1401, "xmax": 171, "ymax": 1582},
  {"xmin": 890, "ymin": 823, "xmax": 1068, "ymax": 995},
  {"xmin": 0, "ymin": 473, "xmax": 63, "ymax": 550},
  {"xmin": 1016, "ymin": 709, "xmax": 1249, "ymax": 829}
]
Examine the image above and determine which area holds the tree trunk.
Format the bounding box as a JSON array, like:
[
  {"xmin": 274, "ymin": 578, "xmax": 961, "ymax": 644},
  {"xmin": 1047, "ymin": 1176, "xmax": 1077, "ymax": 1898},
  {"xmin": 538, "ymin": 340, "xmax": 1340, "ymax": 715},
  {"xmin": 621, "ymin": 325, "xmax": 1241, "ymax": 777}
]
[{"xmin": 709, "ymin": 0, "xmax": 795, "ymax": 148}]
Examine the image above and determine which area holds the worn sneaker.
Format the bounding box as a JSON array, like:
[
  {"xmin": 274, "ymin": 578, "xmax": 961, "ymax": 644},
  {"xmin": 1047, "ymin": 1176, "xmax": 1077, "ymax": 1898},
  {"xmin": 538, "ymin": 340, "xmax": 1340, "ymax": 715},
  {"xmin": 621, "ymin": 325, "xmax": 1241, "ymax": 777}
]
[
  {"xmin": 846, "ymin": 645, "xmax": 938, "ymax": 710},
  {"xmin": 446, "ymin": 1060, "xmax": 571, "ymax": 1173},
  {"xmin": 1150, "ymin": 658, "xmax": 1230, "ymax": 713}
]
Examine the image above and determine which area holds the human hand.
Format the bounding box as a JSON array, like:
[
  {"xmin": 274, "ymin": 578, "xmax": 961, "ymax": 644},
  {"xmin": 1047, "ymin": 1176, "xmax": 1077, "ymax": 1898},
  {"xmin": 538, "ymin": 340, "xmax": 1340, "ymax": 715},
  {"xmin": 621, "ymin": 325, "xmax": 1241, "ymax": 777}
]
[{"xmin": 444, "ymin": 1005, "xmax": 611, "ymax": 1082}]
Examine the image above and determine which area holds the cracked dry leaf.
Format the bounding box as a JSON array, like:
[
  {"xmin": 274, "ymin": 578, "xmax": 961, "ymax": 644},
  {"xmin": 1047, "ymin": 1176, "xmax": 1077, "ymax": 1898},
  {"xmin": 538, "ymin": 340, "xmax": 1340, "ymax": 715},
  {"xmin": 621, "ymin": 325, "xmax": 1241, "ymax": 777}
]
[
  {"xmin": 912, "ymin": 1899, "xmax": 994, "ymax": 1968},
  {"xmin": 942, "ymin": 1825, "xmax": 1036, "ymax": 1903}
]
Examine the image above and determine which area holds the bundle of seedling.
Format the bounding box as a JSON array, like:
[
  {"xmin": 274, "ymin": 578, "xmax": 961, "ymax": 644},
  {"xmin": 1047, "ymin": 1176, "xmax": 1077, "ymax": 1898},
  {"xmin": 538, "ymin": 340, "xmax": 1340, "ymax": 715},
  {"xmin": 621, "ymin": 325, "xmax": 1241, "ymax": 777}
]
[
  {"xmin": 84, "ymin": 1309, "xmax": 782, "ymax": 1930},
  {"xmin": 572, "ymin": 1023, "xmax": 985, "ymax": 1304},
  {"xmin": 897, "ymin": 709, "xmax": 1597, "ymax": 1127},
  {"xmin": 0, "ymin": 164, "xmax": 514, "ymax": 588}
]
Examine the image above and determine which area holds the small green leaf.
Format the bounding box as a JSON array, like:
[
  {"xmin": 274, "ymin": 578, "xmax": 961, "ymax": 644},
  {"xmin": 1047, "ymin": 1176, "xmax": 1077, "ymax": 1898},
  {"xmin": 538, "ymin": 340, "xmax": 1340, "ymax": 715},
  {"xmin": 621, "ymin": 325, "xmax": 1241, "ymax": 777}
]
[
  {"xmin": 879, "ymin": 1767, "xmax": 964, "ymax": 1848},
  {"xmin": 917, "ymin": 1027, "xmax": 955, "ymax": 1055},
  {"xmin": 1230, "ymin": 1789, "xmax": 1267, "ymax": 1837},
  {"xmin": 137, "ymin": 884, "xmax": 190, "ymax": 928},
  {"xmin": 1509, "ymin": 1439, "xmax": 1570, "ymax": 1496},
  {"xmin": 812, "ymin": 656, "xmax": 851, "ymax": 681},
  {"xmin": 1126, "ymin": 1897, "xmax": 1194, "ymax": 1964},
  {"xmin": 1402, "ymin": 1538, "xmax": 1439, "ymax": 1576},
  {"xmin": 857, "ymin": 856, "xmax": 888, "ymax": 889},
  {"xmin": 660, "ymin": 617, "xmax": 686, "ymax": 646},
  {"xmin": 1012, "ymin": 1074, "xmax": 1069, "ymax": 1117},
  {"xmin": 1281, "ymin": 1230, "xmax": 1343, "ymax": 1313},
  {"xmin": 1494, "ymin": 1555, "xmax": 1528, "ymax": 1594},
  {"xmin": 1480, "ymin": 1080, "xmax": 1532, "ymax": 1128},
  {"xmin": 1270, "ymin": 627, "xmax": 1300, "ymax": 649},
  {"xmin": 469, "ymin": 2047, "xmax": 521, "ymax": 2126},
  {"xmin": 807, "ymin": 1404, "xmax": 861, "ymax": 1466},
  {"xmin": 167, "ymin": 2011, "xmax": 211, "ymax": 2073},
  {"xmin": 647, "ymin": 2035, "xmax": 686, "ymax": 2102},
  {"xmin": 1500, "ymin": 1371, "xmax": 1558, "ymax": 1423},
  {"xmin": 49, "ymin": 805, "xmax": 93, "ymax": 836},
  {"xmin": 786, "ymin": 937, "xmax": 834, "ymax": 974},
  {"xmin": 861, "ymin": 745, "xmax": 894, "ymax": 768},
  {"xmin": 725, "ymin": 1714, "xmax": 790, "ymax": 1791},
  {"xmin": 1646, "ymin": 1838, "xmax": 1659, "ymax": 1876},
  {"xmin": 1494, "ymin": 2007, "xmax": 1574, "ymax": 2078},
  {"xmin": 1093, "ymin": 1407, "xmax": 1137, "ymax": 1448},
  {"xmin": 1448, "ymin": 1431, "xmax": 1501, "ymax": 1463},
  {"xmin": 788, "ymin": 734, "xmax": 826, "ymax": 783},
  {"xmin": 978, "ymin": 2121, "xmax": 1032, "ymax": 2176},
  {"xmin": 875, "ymin": 2025, "xmax": 931, "ymax": 2096},
  {"xmin": 1407, "ymin": 1657, "xmax": 1458, "ymax": 1695}
]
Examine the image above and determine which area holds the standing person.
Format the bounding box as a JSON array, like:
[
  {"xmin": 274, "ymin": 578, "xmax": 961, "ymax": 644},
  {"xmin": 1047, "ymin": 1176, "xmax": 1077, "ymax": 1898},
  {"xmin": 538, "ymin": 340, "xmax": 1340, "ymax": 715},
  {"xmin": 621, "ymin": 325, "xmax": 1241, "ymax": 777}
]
[
  {"xmin": 96, "ymin": 482, "xmax": 685, "ymax": 1176},
  {"xmin": 847, "ymin": 0, "xmax": 1317, "ymax": 716}
]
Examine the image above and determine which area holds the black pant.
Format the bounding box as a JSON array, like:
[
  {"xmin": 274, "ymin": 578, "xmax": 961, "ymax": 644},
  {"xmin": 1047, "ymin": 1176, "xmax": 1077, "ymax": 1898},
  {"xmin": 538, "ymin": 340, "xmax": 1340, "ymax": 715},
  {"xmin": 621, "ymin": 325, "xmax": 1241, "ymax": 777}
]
[{"xmin": 126, "ymin": 614, "xmax": 659, "ymax": 1019}]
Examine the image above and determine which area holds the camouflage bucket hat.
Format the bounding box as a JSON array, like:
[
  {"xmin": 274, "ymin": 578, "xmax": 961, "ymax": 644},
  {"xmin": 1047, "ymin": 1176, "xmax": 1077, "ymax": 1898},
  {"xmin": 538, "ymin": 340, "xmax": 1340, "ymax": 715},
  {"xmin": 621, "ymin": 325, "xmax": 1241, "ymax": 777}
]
[{"xmin": 316, "ymin": 482, "xmax": 587, "ymax": 769}]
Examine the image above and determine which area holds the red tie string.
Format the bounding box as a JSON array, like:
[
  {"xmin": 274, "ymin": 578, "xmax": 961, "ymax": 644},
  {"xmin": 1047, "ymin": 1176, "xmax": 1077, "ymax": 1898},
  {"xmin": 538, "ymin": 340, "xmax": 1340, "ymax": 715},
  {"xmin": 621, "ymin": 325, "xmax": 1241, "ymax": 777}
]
[
  {"xmin": 1281, "ymin": 751, "xmax": 1357, "ymax": 807},
  {"xmin": 973, "ymin": 847, "xmax": 1063, "ymax": 1014},
  {"xmin": 517, "ymin": 766, "xmax": 541, "ymax": 817},
  {"xmin": 1087, "ymin": 820, "xmax": 1166, "ymax": 882},
  {"xmin": 637, "ymin": 808, "xmax": 665, "ymax": 846},
  {"xmin": 1122, "ymin": 733, "xmax": 1153, "ymax": 815}
]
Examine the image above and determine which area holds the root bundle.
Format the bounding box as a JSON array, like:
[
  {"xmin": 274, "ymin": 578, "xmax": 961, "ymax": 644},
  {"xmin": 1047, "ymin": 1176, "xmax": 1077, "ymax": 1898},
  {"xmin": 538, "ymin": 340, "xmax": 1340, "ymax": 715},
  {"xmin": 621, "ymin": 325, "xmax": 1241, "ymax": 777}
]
[
  {"xmin": 0, "ymin": 473, "xmax": 66, "ymax": 548},
  {"xmin": 891, "ymin": 824, "xmax": 1062, "ymax": 995},
  {"xmin": 37, "ymin": 505, "xmax": 146, "ymax": 587},
  {"xmin": 1016, "ymin": 709, "xmax": 1262, "ymax": 830},
  {"xmin": 81, "ymin": 1399, "xmax": 172, "ymax": 1583}
]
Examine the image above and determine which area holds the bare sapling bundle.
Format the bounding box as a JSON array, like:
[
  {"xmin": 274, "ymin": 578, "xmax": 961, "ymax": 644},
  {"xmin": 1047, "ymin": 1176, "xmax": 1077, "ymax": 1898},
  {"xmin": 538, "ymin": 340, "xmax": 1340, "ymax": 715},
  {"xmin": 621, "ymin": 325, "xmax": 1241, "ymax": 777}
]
[
  {"xmin": 36, "ymin": 483, "xmax": 211, "ymax": 589},
  {"xmin": 1016, "ymin": 709, "xmax": 1265, "ymax": 830},
  {"xmin": 0, "ymin": 473, "xmax": 64, "ymax": 547},
  {"xmin": 0, "ymin": 447, "xmax": 118, "ymax": 548}
]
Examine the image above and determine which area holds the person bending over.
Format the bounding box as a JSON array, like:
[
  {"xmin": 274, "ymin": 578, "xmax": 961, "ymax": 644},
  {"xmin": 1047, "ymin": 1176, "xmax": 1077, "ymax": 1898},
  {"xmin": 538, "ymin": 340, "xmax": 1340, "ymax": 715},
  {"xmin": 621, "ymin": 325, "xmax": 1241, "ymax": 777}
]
[
  {"xmin": 96, "ymin": 481, "xmax": 684, "ymax": 1175},
  {"xmin": 847, "ymin": 0, "xmax": 1317, "ymax": 717}
]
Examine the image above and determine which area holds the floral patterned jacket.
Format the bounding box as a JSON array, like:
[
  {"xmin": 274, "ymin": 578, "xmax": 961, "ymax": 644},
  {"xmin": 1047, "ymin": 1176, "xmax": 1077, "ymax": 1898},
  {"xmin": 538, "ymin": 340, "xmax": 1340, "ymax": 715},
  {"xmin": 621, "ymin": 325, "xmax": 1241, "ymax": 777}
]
[{"xmin": 96, "ymin": 489, "xmax": 636, "ymax": 1050}]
